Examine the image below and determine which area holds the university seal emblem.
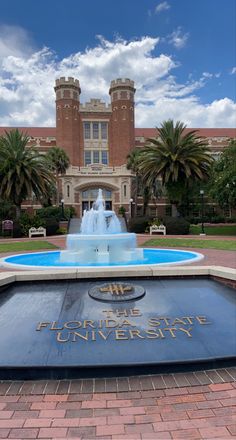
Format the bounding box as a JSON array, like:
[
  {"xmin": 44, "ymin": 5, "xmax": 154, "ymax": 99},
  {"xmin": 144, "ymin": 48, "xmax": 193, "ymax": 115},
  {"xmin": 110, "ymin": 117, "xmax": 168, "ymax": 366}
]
[{"xmin": 88, "ymin": 282, "xmax": 145, "ymax": 302}]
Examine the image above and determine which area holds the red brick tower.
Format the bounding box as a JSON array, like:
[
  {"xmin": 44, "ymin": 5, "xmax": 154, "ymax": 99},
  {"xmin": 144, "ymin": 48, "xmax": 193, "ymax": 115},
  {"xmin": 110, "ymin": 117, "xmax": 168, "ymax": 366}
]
[
  {"xmin": 109, "ymin": 78, "xmax": 136, "ymax": 166},
  {"xmin": 54, "ymin": 77, "xmax": 81, "ymax": 166}
]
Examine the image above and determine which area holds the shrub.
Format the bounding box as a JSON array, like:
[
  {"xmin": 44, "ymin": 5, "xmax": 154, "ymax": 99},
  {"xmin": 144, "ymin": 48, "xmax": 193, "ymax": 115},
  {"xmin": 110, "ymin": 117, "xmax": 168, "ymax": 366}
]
[
  {"xmin": 210, "ymin": 215, "xmax": 227, "ymax": 223},
  {"xmin": 186, "ymin": 214, "xmax": 232, "ymax": 225},
  {"xmin": 13, "ymin": 221, "xmax": 22, "ymax": 238},
  {"xmin": 185, "ymin": 216, "xmax": 200, "ymax": 225},
  {"xmin": 163, "ymin": 216, "xmax": 190, "ymax": 235},
  {"xmin": 128, "ymin": 217, "xmax": 151, "ymax": 233},
  {"xmin": 118, "ymin": 206, "xmax": 126, "ymax": 216},
  {"xmin": 57, "ymin": 227, "xmax": 67, "ymax": 235},
  {"xmin": 44, "ymin": 217, "xmax": 59, "ymax": 236},
  {"xmin": 37, "ymin": 206, "xmax": 75, "ymax": 221},
  {"xmin": 226, "ymin": 217, "xmax": 236, "ymax": 223},
  {"xmin": 19, "ymin": 213, "xmax": 45, "ymax": 236}
]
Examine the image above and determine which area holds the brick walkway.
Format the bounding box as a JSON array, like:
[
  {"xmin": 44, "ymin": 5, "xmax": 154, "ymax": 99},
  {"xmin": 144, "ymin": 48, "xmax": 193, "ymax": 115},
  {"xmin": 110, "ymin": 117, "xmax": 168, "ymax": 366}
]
[
  {"xmin": 0, "ymin": 369, "xmax": 235, "ymax": 439},
  {"xmin": 0, "ymin": 235, "xmax": 235, "ymax": 438}
]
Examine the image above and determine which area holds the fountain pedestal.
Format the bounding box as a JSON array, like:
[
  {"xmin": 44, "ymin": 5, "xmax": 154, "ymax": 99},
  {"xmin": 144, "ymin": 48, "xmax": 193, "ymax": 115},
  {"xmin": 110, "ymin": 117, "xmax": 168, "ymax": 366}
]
[
  {"xmin": 60, "ymin": 189, "xmax": 144, "ymax": 265},
  {"xmin": 60, "ymin": 233, "xmax": 144, "ymax": 264}
]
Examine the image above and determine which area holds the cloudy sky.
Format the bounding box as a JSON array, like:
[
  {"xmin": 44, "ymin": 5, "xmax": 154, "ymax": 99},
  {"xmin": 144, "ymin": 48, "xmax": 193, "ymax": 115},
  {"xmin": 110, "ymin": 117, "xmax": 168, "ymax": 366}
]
[{"xmin": 0, "ymin": 0, "xmax": 235, "ymax": 128}]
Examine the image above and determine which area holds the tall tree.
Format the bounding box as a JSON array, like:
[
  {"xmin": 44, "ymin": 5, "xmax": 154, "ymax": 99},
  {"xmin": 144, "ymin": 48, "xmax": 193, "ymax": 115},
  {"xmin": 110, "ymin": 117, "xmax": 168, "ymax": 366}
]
[
  {"xmin": 46, "ymin": 147, "xmax": 70, "ymax": 205},
  {"xmin": 0, "ymin": 129, "xmax": 55, "ymax": 219},
  {"xmin": 137, "ymin": 120, "xmax": 213, "ymax": 216},
  {"xmin": 209, "ymin": 139, "xmax": 236, "ymax": 211}
]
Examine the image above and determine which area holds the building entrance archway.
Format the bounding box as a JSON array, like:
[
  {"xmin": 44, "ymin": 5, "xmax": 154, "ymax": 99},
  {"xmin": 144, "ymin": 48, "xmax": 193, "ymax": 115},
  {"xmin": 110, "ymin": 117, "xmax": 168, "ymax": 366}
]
[{"xmin": 81, "ymin": 188, "xmax": 112, "ymax": 212}]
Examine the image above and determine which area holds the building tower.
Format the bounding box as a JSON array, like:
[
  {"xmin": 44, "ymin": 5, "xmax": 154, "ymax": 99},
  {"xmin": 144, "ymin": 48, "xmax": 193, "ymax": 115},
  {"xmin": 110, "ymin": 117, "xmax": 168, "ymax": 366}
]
[
  {"xmin": 109, "ymin": 78, "xmax": 136, "ymax": 166},
  {"xmin": 54, "ymin": 77, "xmax": 81, "ymax": 166}
]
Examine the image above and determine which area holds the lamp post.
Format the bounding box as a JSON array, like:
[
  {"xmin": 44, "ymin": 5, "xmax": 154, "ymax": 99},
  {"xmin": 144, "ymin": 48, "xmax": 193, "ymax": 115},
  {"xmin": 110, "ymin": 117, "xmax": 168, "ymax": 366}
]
[
  {"xmin": 129, "ymin": 198, "xmax": 134, "ymax": 218},
  {"xmin": 199, "ymin": 190, "xmax": 205, "ymax": 235},
  {"xmin": 61, "ymin": 199, "xmax": 65, "ymax": 220}
]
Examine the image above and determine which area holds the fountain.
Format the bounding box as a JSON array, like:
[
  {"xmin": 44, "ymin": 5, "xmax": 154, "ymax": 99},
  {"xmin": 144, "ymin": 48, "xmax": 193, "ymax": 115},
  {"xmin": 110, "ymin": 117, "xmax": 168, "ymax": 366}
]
[
  {"xmin": 0, "ymin": 188, "xmax": 204, "ymax": 269},
  {"xmin": 60, "ymin": 189, "xmax": 143, "ymax": 264}
]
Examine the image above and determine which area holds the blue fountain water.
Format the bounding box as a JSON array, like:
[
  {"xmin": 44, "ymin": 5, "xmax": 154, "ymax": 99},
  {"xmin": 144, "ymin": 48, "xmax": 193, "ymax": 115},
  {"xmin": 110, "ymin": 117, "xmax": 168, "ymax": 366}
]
[{"xmin": 2, "ymin": 248, "xmax": 203, "ymax": 268}]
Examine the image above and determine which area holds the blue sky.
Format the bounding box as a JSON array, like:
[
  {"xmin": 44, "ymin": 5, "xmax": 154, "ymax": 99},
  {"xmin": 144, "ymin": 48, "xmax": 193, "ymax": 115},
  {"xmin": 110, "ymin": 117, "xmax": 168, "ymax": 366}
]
[{"xmin": 0, "ymin": 0, "xmax": 235, "ymax": 127}]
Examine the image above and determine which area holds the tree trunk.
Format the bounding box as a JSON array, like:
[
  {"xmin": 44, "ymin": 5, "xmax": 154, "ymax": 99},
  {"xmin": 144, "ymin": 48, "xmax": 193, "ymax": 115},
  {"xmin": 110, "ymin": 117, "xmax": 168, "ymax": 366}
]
[
  {"xmin": 134, "ymin": 175, "xmax": 139, "ymax": 216},
  {"xmin": 56, "ymin": 172, "xmax": 60, "ymax": 206},
  {"xmin": 15, "ymin": 205, "xmax": 21, "ymax": 220},
  {"xmin": 171, "ymin": 204, "xmax": 179, "ymax": 217}
]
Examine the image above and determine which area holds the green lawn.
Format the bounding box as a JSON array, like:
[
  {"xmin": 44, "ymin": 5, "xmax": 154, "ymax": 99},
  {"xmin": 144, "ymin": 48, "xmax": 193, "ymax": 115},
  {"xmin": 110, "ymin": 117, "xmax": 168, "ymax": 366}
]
[
  {"xmin": 143, "ymin": 237, "xmax": 236, "ymax": 251},
  {"xmin": 0, "ymin": 241, "xmax": 58, "ymax": 253},
  {"xmin": 190, "ymin": 224, "xmax": 236, "ymax": 236}
]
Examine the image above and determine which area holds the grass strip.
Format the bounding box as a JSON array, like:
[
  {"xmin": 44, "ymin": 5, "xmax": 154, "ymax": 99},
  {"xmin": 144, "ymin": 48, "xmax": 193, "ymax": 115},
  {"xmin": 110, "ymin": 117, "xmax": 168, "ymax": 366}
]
[
  {"xmin": 0, "ymin": 241, "xmax": 58, "ymax": 253},
  {"xmin": 190, "ymin": 225, "xmax": 236, "ymax": 236},
  {"xmin": 143, "ymin": 237, "xmax": 236, "ymax": 251}
]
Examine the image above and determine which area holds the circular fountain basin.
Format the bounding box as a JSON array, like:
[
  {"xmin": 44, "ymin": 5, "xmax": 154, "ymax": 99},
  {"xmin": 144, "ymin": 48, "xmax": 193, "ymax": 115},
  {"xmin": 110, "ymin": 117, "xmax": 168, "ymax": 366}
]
[{"xmin": 0, "ymin": 248, "xmax": 204, "ymax": 270}]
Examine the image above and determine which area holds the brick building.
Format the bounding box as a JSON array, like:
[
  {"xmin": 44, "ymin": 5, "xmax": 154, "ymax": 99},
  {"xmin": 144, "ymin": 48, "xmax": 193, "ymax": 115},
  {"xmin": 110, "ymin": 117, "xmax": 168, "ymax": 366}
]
[{"xmin": 0, "ymin": 76, "xmax": 235, "ymax": 218}]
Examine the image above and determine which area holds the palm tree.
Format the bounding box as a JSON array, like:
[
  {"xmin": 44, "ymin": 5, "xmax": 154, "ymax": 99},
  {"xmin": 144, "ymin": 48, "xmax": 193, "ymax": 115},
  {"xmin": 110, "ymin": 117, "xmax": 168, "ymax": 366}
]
[
  {"xmin": 127, "ymin": 148, "xmax": 153, "ymax": 216},
  {"xmin": 46, "ymin": 147, "xmax": 70, "ymax": 205},
  {"xmin": 127, "ymin": 148, "xmax": 164, "ymax": 216},
  {"xmin": 137, "ymin": 120, "xmax": 213, "ymax": 216},
  {"xmin": 0, "ymin": 129, "xmax": 55, "ymax": 219}
]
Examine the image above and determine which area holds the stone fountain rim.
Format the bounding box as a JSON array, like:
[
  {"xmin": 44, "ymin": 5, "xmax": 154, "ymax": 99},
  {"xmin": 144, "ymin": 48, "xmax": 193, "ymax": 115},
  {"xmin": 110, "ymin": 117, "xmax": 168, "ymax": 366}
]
[
  {"xmin": 0, "ymin": 265, "xmax": 235, "ymax": 286},
  {"xmin": 0, "ymin": 248, "xmax": 204, "ymax": 270},
  {"xmin": 66, "ymin": 232, "xmax": 137, "ymax": 239}
]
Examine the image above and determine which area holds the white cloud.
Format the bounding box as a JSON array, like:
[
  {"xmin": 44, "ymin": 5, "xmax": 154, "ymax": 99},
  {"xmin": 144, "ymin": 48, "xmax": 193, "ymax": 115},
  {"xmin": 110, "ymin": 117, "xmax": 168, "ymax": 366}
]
[
  {"xmin": 167, "ymin": 27, "xmax": 189, "ymax": 49},
  {"xmin": 202, "ymin": 72, "xmax": 213, "ymax": 79},
  {"xmin": 0, "ymin": 26, "xmax": 235, "ymax": 128},
  {"xmin": 202, "ymin": 71, "xmax": 222, "ymax": 80},
  {"xmin": 0, "ymin": 25, "xmax": 35, "ymax": 61},
  {"xmin": 136, "ymin": 97, "xmax": 236, "ymax": 128},
  {"xmin": 155, "ymin": 1, "xmax": 170, "ymax": 14},
  {"xmin": 231, "ymin": 67, "xmax": 236, "ymax": 74}
]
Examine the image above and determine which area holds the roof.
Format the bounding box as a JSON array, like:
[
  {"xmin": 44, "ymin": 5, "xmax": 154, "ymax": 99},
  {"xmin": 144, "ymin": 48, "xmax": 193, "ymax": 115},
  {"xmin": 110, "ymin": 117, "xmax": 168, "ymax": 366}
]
[
  {"xmin": 0, "ymin": 127, "xmax": 56, "ymax": 137},
  {"xmin": 0, "ymin": 126, "xmax": 235, "ymax": 139},
  {"xmin": 135, "ymin": 128, "xmax": 236, "ymax": 138}
]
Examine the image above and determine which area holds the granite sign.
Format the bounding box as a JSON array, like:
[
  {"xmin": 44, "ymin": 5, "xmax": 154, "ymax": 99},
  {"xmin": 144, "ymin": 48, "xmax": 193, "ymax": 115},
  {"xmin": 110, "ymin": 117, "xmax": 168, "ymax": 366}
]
[{"xmin": 36, "ymin": 308, "xmax": 211, "ymax": 343}]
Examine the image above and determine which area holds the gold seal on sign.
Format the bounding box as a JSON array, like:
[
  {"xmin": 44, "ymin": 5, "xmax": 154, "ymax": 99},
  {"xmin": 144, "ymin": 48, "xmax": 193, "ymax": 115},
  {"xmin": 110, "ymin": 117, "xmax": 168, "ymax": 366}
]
[
  {"xmin": 99, "ymin": 284, "xmax": 133, "ymax": 296},
  {"xmin": 88, "ymin": 282, "xmax": 145, "ymax": 302}
]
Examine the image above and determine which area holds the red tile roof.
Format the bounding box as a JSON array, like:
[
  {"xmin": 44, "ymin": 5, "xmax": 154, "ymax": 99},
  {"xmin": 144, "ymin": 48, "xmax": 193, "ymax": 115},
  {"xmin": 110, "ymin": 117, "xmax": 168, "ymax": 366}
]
[
  {"xmin": 0, "ymin": 127, "xmax": 56, "ymax": 137},
  {"xmin": 135, "ymin": 128, "xmax": 236, "ymax": 138},
  {"xmin": 0, "ymin": 126, "xmax": 235, "ymax": 139}
]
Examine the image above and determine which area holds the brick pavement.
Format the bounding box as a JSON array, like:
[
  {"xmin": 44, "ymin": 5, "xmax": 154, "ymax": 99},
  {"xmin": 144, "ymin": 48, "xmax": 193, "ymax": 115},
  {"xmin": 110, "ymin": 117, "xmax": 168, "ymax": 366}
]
[
  {"xmin": 0, "ymin": 235, "xmax": 235, "ymax": 438},
  {"xmin": 0, "ymin": 371, "xmax": 235, "ymax": 439}
]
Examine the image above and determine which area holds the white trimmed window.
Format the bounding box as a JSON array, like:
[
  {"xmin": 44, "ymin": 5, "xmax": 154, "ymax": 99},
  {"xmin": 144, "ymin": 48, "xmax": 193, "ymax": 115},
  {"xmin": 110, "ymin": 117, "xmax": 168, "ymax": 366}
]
[
  {"xmin": 85, "ymin": 151, "xmax": 92, "ymax": 165},
  {"xmin": 101, "ymin": 122, "xmax": 108, "ymax": 139},
  {"xmin": 93, "ymin": 150, "xmax": 100, "ymax": 163},
  {"xmin": 84, "ymin": 150, "xmax": 109, "ymax": 165},
  {"xmin": 101, "ymin": 151, "xmax": 108, "ymax": 164},
  {"xmin": 83, "ymin": 121, "xmax": 108, "ymax": 140},
  {"xmin": 93, "ymin": 123, "xmax": 99, "ymax": 139},
  {"xmin": 84, "ymin": 122, "xmax": 91, "ymax": 139}
]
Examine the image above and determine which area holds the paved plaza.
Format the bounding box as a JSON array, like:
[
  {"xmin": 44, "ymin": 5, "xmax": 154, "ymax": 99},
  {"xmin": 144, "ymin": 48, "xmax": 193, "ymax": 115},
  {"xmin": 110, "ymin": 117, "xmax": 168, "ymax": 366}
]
[
  {"xmin": 0, "ymin": 234, "xmax": 235, "ymax": 439},
  {"xmin": 0, "ymin": 372, "xmax": 235, "ymax": 439}
]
